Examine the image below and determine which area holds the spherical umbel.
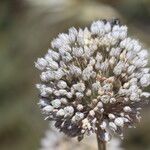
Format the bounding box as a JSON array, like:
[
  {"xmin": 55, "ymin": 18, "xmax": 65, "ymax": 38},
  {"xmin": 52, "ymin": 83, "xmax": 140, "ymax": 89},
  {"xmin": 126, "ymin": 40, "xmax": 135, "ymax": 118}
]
[{"xmin": 35, "ymin": 19, "xmax": 150, "ymax": 142}]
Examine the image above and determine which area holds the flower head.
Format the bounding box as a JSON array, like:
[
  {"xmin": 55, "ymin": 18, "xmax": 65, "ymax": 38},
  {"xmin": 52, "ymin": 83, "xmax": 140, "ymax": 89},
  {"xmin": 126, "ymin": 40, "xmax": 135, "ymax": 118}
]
[{"xmin": 35, "ymin": 19, "xmax": 150, "ymax": 142}]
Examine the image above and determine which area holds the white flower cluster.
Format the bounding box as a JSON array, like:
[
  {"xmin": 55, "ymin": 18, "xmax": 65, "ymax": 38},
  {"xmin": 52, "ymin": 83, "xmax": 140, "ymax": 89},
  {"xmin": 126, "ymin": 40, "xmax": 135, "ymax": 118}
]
[
  {"xmin": 40, "ymin": 127, "xmax": 124, "ymax": 150},
  {"xmin": 35, "ymin": 19, "xmax": 150, "ymax": 142}
]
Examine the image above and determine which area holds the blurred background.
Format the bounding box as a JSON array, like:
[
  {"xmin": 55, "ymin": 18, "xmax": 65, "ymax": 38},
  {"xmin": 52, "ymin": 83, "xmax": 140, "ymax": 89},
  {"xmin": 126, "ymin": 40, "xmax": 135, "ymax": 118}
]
[{"xmin": 0, "ymin": 0, "xmax": 150, "ymax": 150}]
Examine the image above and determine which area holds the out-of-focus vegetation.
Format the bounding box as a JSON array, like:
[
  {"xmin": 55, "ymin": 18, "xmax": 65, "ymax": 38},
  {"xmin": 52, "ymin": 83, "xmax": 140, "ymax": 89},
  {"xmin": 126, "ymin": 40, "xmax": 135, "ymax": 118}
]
[{"xmin": 0, "ymin": 0, "xmax": 150, "ymax": 150}]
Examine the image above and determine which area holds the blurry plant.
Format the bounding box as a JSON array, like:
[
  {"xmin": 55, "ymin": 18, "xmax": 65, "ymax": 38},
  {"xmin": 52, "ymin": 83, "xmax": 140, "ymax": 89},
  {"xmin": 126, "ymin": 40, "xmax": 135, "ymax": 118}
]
[
  {"xmin": 40, "ymin": 126, "xmax": 124, "ymax": 150},
  {"xmin": 35, "ymin": 19, "xmax": 150, "ymax": 150}
]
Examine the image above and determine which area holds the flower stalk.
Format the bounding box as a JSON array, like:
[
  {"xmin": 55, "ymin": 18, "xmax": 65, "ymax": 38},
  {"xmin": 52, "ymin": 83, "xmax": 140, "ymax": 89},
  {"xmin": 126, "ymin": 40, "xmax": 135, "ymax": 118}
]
[
  {"xmin": 96, "ymin": 123, "xmax": 106, "ymax": 150},
  {"xmin": 96, "ymin": 133, "xmax": 106, "ymax": 150},
  {"xmin": 96, "ymin": 134, "xmax": 106, "ymax": 150}
]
